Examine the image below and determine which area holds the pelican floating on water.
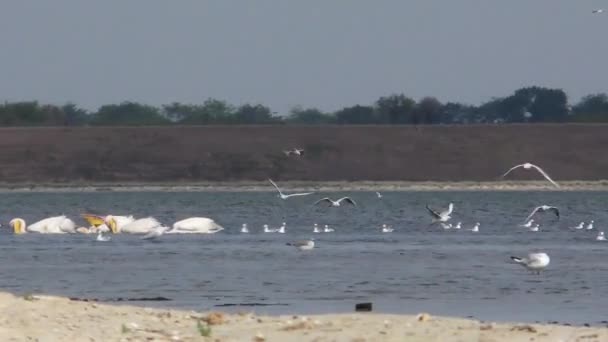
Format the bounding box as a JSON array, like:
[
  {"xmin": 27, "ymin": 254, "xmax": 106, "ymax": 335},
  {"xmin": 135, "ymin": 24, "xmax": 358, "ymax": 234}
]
[
  {"xmin": 169, "ymin": 217, "xmax": 224, "ymax": 234},
  {"xmin": 9, "ymin": 216, "xmax": 76, "ymax": 234},
  {"xmin": 106, "ymin": 216, "xmax": 163, "ymax": 234}
]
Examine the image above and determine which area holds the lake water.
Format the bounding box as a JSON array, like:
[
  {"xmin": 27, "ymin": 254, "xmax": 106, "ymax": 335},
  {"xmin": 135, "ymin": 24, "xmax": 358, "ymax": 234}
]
[{"xmin": 0, "ymin": 191, "xmax": 607, "ymax": 325}]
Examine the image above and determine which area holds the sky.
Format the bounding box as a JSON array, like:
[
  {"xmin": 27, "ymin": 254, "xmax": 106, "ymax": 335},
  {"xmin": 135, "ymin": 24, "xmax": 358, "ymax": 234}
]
[{"xmin": 0, "ymin": 1, "xmax": 606, "ymax": 114}]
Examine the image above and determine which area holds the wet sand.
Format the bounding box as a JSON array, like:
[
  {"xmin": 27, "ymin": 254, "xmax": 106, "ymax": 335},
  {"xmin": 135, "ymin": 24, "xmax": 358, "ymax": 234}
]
[
  {"xmin": 1, "ymin": 292, "xmax": 606, "ymax": 341},
  {"xmin": 0, "ymin": 180, "xmax": 607, "ymax": 192}
]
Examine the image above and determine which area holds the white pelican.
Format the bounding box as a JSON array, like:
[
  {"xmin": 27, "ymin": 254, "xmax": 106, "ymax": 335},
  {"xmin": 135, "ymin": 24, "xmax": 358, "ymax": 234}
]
[
  {"xmin": 323, "ymin": 224, "xmax": 334, "ymax": 233},
  {"xmin": 586, "ymin": 220, "xmax": 595, "ymax": 230},
  {"xmin": 106, "ymin": 216, "xmax": 163, "ymax": 234},
  {"xmin": 277, "ymin": 222, "xmax": 286, "ymax": 234},
  {"xmin": 169, "ymin": 217, "xmax": 224, "ymax": 234},
  {"xmin": 520, "ymin": 219, "xmax": 534, "ymax": 228},
  {"xmin": 286, "ymin": 238, "xmax": 314, "ymax": 251},
  {"xmin": 268, "ymin": 179, "xmax": 314, "ymax": 200},
  {"xmin": 381, "ymin": 224, "xmax": 394, "ymax": 233},
  {"xmin": 102, "ymin": 215, "xmax": 135, "ymax": 233},
  {"xmin": 501, "ymin": 162, "xmax": 559, "ymax": 188},
  {"xmin": 426, "ymin": 203, "xmax": 454, "ymax": 223},
  {"xmin": 96, "ymin": 231, "xmax": 111, "ymax": 242},
  {"xmin": 240, "ymin": 224, "xmax": 249, "ymax": 233},
  {"xmin": 511, "ymin": 253, "xmax": 550, "ymax": 274},
  {"xmin": 314, "ymin": 197, "xmax": 357, "ymax": 207},
  {"xmin": 312, "ymin": 223, "xmax": 320, "ymax": 233},
  {"xmin": 524, "ymin": 205, "xmax": 559, "ymax": 223},
  {"xmin": 529, "ymin": 224, "xmax": 540, "ymax": 232},
  {"xmin": 283, "ymin": 148, "xmax": 304, "ymax": 156},
  {"xmin": 571, "ymin": 222, "xmax": 585, "ymax": 230},
  {"xmin": 471, "ymin": 223, "xmax": 480, "ymax": 232},
  {"xmin": 596, "ymin": 231, "xmax": 605, "ymax": 241},
  {"xmin": 9, "ymin": 216, "xmax": 76, "ymax": 234}
]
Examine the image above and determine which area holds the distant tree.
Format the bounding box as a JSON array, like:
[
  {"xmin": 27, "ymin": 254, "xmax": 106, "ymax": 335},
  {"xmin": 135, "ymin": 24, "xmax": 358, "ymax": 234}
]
[
  {"xmin": 571, "ymin": 94, "xmax": 608, "ymax": 122},
  {"xmin": 374, "ymin": 94, "xmax": 416, "ymax": 124},
  {"xmin": 286, "ymin": 106, "xmax": 334, "ymax": 124},
  {"xmin": 334, "ymin": 105, "xmax": 376, "ymax": 124},
  {"xmin": 413, "ymin": 97, "xmax": 442, "ymax": 124},
  {"xmin": 62, "ymin": 103, "xmax": 89, "ymax": 126},
  {"xmin": 91, "ymin": 102, "xmax": 169, "ymax": 126},
  {"xmin": 163, "ymin": 99, "xmax": 235, "ymax": 124},
  {"xmin": 233, "ymin": 104, "xmax": 278, "ymax": 124},
  {"xmin": 439, "ymin": 102, "xmax": 477, "ymax": 124},
  {"xmin": 515, "ymin": 87, "xmax": 569, "ymax": 122}
]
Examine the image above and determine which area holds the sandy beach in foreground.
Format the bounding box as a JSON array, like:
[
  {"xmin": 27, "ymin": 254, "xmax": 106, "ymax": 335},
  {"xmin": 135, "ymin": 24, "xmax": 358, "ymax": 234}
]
[
  {"xmin": 0, "ymin": 180, "xmax": 607, "ymax": 192},
  {"xmin": 0, "ymin": 292, "xmax": 605, "ymax": 342}
]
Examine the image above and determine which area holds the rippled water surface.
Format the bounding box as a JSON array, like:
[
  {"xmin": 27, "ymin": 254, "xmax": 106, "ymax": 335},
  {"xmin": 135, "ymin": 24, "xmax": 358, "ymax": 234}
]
[{"xmin": 0, "ymin": 191, "xmax": 607, "ymax": 324}]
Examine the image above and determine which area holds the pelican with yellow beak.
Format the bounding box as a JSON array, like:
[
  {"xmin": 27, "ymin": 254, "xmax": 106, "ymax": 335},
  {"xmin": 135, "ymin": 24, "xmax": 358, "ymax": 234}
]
[
  {"xmin": 105, "ymin": 215, "xmax": 164, "ymax": 234},
  {"xmin": 9, "ymin": 216, "xmax": 77, "ymax": 234}
]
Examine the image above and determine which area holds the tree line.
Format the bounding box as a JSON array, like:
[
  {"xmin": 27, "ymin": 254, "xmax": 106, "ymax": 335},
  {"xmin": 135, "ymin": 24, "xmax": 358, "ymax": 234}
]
[{"xmin": 1, "ymin": 86, "xmax": 608, "ymax": 126}]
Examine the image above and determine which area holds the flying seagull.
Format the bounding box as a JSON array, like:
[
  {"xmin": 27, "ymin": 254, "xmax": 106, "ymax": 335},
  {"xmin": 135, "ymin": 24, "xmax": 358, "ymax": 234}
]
[
  {"xmin": 501, "ymin": 162, "xmax": 559, "ymax": 188},
  {"xmin": 286, "ymin": 238, "xmax": 315, "ymax": 251},
  {"xmin": 283, "ymin": 148, "xmax": 304, "ymax": 157},
  {"xmin": 426, "ymin": 203, "xmax": 454, "ymax": 223},
  {"xmin": 592, "ymin": 9, "xmax": 604, "ymax": 13},
  {"xmin": 510, "ymin": 253, "xmax": 550, "ymax": 274},
  {"xmin": 268, "ymin": 179, "xmax": 314, "ymax": 200},
  {"xmin": 375, "ymin": 192, "xmax": 382, "ymax": 199},
  {"xmin": 524, "ymin": 205, "xmax": 560, "ymax": 223},
  {"xmin": 314, "ymin": 197, "xmax": 357, "ymax": 207}
]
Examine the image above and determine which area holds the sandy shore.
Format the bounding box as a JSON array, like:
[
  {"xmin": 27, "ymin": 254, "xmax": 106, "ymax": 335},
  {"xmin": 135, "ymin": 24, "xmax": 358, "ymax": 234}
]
[
  {"xmin": 0, "ymin": 292, "xmax": 605, "ymax": 341},
  {"xmin": 0, "ymin": 180, "xmax": 607, "ymax": 192}
]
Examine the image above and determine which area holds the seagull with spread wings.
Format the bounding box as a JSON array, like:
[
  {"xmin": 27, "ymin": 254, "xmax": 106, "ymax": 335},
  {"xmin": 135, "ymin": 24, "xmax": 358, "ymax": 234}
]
[
  {"xmin": 426, "ymin": 203, "xmax": 454, "ymax": 223},
  {"xmin": 501, "ymin": 162, "xmax": 559, "ymax": 188},
  {"xmin": 314, "ymin": 197, "xmax": 357, "ymax": 207},
  {"xmin": 524, "ymin": 205, "xmax": 560, "ymax": 223},
  {"xmin": 268, "ymin": 179, "xmax": 314, "ymax": 200}
]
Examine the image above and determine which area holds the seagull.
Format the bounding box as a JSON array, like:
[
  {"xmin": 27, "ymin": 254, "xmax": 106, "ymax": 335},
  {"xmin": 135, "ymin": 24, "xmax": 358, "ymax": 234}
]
[
  {"xmin": 571, "ymin": 222, "xmax": 584, "ymax": 230},
  {"xmin": 277, "ymin": 222, "xmax": 286, "ymax": 234},
  {"xmin": 381, "ymin": 224, "xmax": 394, "ymax": 233},
  {"xmin": 592, "ymin": 9, "xmax": 604, "ymax": 14},
  {"xmin": 263, "ymin": 224, "xmax": 273, "ymax": 233},
  {"xmin": 586, "ymin": 220, "xmax": 594, "ymax": 230},
  {"xmin": 313, "ymin": 223, "xmax": 321, "ymax": 233},
  {"xmin": 141, "ymin": 226, "xmax": 169, "ymax": 240},
  {"xmin": 314, "ymin": 197, "xmax": 357, "ymax": 207},
  {"xmin": 453, "ymin": 222, "xmax": 462, "ymax": 230},
  {"xmin": 323, "ymin": 224, "xmax": 334, "ymax": 233},
  {"xmin": 501, "ymin": 163, "xmax": 559, "ymax": 188},
  {"xmin": 240, "ymin": 224, "xmax": 249, "ymax": 233},
  {"xmin": 283, "ymin": 148, "xmax": 304, "ymax": 157},
  {"xmin": 375, "ymin": 192, "xmax": 382, "ymax": 199},
  {"xmin": 520, "ymin": 219, "xmax": 534, "ymax": 228},
  {"xmin": 286, "ymin": 238, "xmax": 315, "ymax": 251},
  {"xmin": 471, "ymin": 223, "xmax": 480, "ymax": 232},
  {"xmin": 510, "ymin": 253, "xmax": 550, "ymax": 274},
  {"xmin": 529, "ymin": 224, "xmax": 540, "ymax": 232},
  {"xmin": 440, "ymin": 223, "xmax": 452, "ymax": 230},
  {"xmin": 596, "ymin": 231, "xmax": 606, "ymax": 241},
  {"xmin": 268, "ymin": 179, "xmax": 314, "ymax": 200},
  {"xmin": 96, "ymin": 231, "xmax": 111, "ymax": 242},
  {"xmin": 426, "ymin": 203, "xmax": 454, "ymax": 223},
  {"xmin": 523, "ymin": 205, "xmax": 559, "ymax": 223}
]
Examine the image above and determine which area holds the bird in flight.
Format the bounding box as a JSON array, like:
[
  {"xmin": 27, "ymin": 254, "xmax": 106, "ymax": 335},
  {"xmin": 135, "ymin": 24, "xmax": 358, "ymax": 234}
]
[
  {"xmin": 592, "ymin": 9, "xmax": 604, "ymax": 13},
  {"xmin": 268, "ymin": 179, "xmax": 314, "ymax": 200},
  {"xmin": 375, "ymin": 192, "xmax": 382, "ymax": 199},
  {"xmin": 501, "ymin": 162, "xmax": 559, "ymax": 188},
  {"xmin": 283, "ymin": 148, "xmax": 304, "ymax": 157},
  {"xmin": 523, "ymin": 205, "xmax": 559, "ymax": 223},
  {"xmin": 426, "ymin": 203, "xmax": 454, "ymax": 223},
  {"xmin": 314, "ymin": 197, "xmax": 357, "ymax": 207}
]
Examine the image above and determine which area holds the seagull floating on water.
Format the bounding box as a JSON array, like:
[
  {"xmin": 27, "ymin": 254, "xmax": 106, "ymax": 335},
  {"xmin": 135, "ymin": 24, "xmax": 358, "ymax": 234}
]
[
  {"xmin": 376, "ymin": 192, "xmax": 382, "ymax": 199},
  {"xmin": 268, "ymin": 179, "xmax": 314, "ymax": 200},
  {"xmin": 511, "ymin": 253, "xmax": 550, "ymax": 274},
  {"xmin": 471, "ymin": 223, "xmax": 480, "ymax": 232},
  {"xmin": 441, "ymin": 223, "xmax": 452, "ymax": 230},
  {"xmin": 596, "ymin": 231, "xmax": 605, "ymax": 241},
  {"xmin": 314, "ymin": 197, "xmax": 357, "ymax": 207},
  {"xmin": 141, "ymin": 226, "xmax": 169, "ymax": 240},
  {"xmin": 283, "ymin": 148, "xmax": 304, "ymax": 157},
  {"xmin": 524, "ymin": 205, "xmax": 559, "ymax": 223},
  {"xmin": 521, "ymin": 219, "xmax": 534, "ymax": 228},
  {"xmin": 381, "ymin": 224, "xmax": 394, "ymax": 233},
  {"xmin": 586, "ymin": 221, "xmax": 594, "ymax": 230},
  {"xmin": 426, "ymin": 203, "xmax": 454, "ymax": 223},
  {"xmin": 286, "ymin": 238, "xmax": 315, "ymax": 251},
  {"xmin": 529, "ymin": 224, "xmax": 540, "ymax": 232},
  {"xmin": 571, "ymin": 222, "xmax": 584, "ymax": 230},
  {"xmin": 501, "ymin": 162, "xmax": 559, "ymax": 188},
  {"xmin": 453, "ymin": 222, "xmax": 461, "ymax": 230},
  {"xmin": 277, "ymin": 222, "xmax": 286, "ymax": 234},
  {"xmin": 96, "ymin": 231, "xmax": 111, "ymax": 242},
  {"xmin": 313, "ymin": 223, "xmax": 321, "ymax": 233},
  {"xmin": 323, "ymin": 224, "xmax": 334, "ymax": 233},
  {"xmin": 240, "ymin": 224, "xmax": 249, "ymax": 233},
  {"xmin": 263, "ymin": 224, "xmax": 273, "ymax": 233}
]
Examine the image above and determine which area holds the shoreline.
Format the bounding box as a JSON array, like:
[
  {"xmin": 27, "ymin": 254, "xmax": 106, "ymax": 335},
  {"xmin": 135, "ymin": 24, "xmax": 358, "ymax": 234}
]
[
  {"xmin": 0, "ymin": 180, "xmax": 607, "ymax": 192},
  {"xmin": 1, "ymin": 292, "xmax": 605, "ymax": 341}
]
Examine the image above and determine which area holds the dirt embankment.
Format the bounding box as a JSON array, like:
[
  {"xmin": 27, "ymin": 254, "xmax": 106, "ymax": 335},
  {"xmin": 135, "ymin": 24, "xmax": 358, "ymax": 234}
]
[{"xmin": 0, "ymin": 124, "xmax": 606, "ymax": 183}]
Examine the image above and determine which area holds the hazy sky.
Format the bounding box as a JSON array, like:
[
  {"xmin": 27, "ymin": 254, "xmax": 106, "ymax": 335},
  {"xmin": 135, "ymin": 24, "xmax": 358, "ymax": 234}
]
[{"xmin": 1, "ymin": 1, "xmax": 606, "ymax": 113}]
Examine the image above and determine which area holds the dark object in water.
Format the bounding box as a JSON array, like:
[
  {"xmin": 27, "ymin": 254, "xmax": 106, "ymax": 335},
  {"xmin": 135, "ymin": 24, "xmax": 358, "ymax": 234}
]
[
  {"xmin": 355, "ymin": 302, "xmax": 372, "ymax": 312},
  {"xmin": 69, "ymin": 296, "xmax": 171, "ymax": 302},
  {"xmin": 214, "ymin": 303, "xmax": 288, "ymax": 307}
]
